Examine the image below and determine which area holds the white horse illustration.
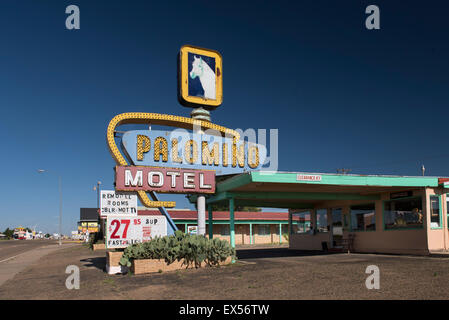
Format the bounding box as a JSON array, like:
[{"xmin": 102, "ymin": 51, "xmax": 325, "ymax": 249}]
[{"xmin": 190, "ymin": 55, "xmax": 216, "ymax": 100}]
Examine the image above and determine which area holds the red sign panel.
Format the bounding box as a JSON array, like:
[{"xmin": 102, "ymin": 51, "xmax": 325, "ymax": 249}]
[{"xmin": 115, "ymin": 166, "xmax": 215, "ymax": 194}]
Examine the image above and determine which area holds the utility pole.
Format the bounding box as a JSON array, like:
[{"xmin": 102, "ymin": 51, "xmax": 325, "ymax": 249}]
[
  {"xmin": 58, "ymin": 175, "xmax": 62, "ymax": 245},
  {"xmin": 93, "ymin": 181, "xmax": 102, "ymax": 239},
  {"xmin": 421, "ymin": 164, "xmax": 425, "ymax": 176},
  {"xmin": 337, "ymin": 168, "xmax": 351, "ymax": 175}
]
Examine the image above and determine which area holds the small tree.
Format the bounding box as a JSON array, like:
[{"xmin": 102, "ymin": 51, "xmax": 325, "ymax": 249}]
[{"xmin": 3, "ymin": 228, "xmax": 14, "ymax": 239}]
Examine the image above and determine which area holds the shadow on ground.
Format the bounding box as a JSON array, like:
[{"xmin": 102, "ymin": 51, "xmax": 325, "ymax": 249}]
[
  {"xmin": 80, "ymin": 256, "xmax": 106, "ymax": 271},
  {"xmin": 236, "ymin": 247, "xmax": 339, "ymax": 260}
]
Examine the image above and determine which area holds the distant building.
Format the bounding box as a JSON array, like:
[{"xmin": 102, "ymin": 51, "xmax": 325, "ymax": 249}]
[
  {"xmin": 78, "ymin": 208, "xmax": 99, "ymax": 234},
  {"xmin": 13, "ymin": 227, "xmax": 26, "ymax": 239},
  {"xmin": 80, "ymin": 206, "xmax": 298, "ymax": 244},
  {"xmin": 138, "ymin": 208, "xmax": 301, "ymax": 245}
]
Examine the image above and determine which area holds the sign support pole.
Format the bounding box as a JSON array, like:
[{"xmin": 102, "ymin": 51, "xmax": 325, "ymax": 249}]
[
  {"xmin": 197, "ymin": 195, "xmax": 206, "ymax": 236},
  {"xmin": 229, "ymin": 197, "xmax": 235, "ymax": 263},
  {"xmin": 191, "ymin": 107, "xmax": 211, "ymax": 236}
]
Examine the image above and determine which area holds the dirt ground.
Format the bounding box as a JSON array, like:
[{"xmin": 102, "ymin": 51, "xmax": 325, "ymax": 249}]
[{"xmin": 2, "ymin": 244, "xmax": 449, "ymax": 300}]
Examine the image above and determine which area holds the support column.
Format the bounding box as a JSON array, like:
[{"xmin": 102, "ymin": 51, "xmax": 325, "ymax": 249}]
[
  {"xmin": 184, "ymin": 223, "xmax": 188, "ymax": 234},
  {"xmin": 208, "ymin": 205, "xmax": 213, "ymax": 239},
  {"xmin": 250, "ymin": 223, "xmax": 253, "ymax": 244},
  {"xmin": 229, "ymin": 197, "xmax": 235, "ymax": 249},
  {"xmin": 197, "ymin": 195, "xmax": 206, "ymax": 236},
  {"xmin": 288, "ymin": 209, "xmax": 293, "ymax": 236},
  {"xmin": 326, "ymin": 208, "xmax": 332, "ymax": 247},
  {"xmin": 279, "ymin": 223, "xmax": 282, "ymax": 244},
  {"xmin": 312, "ymin": 209, "xmax": 317, "ymax": 234}
]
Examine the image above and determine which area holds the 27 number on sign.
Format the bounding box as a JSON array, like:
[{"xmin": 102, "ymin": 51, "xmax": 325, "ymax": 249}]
[{"xmin": 109, "ymin": 219, "xmax": 141, "ymax": 239}]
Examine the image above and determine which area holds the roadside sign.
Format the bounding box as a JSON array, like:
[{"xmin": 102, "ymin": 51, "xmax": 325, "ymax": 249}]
[
  {"xmin": 121, "ymin": 129, "xmax": 263, "ymax": 175},
  {"xmin": 100, "ymin": 190, "xmax": 138, "ymax": 218},
  {"xmin": 178, "ymin": 45, "xmax": 223, "ymax": 109},
  {"xmin": 106, "ymin": 215, "xmax": 167, "ymax": 249},
  {"xmin": 115, "ymin": 166, "xmax": 215, "ymax": 194}
]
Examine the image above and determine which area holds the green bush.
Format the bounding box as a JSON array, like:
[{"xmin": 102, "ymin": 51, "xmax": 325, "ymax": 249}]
[
  {"xmin": 87, "ymin": 233, "xmax": 104, "ymax": 249},
  {"xmin": 119, "ymin": 230, "xmax": 235, "ymax": 269}
]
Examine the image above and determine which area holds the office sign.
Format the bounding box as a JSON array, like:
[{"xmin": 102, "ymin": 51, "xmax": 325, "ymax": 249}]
[
  {"xmin": 106, "ymin": 215, "xmax": 167, "ymax": 249},
  {"xmin": 390, "ymin": 191, "xmax": 413, "ymax": 199},
  {"xmin": 178, "ymin": 45, "xmax": 223, "ymax": 109},
  {"xmin": 100, "ymin": 190, "xmax": 138, "ymax": 218},
  {"xmin": 296, "ymin": 174, "xmax": 322, "ymax": 182},
  {"xmin": 115, "ymin": 166, "xmax": 215, "ymax": 194},
  {"xmin": 122, "ymin": 129, "xmax": 261, "ymax": 175}
]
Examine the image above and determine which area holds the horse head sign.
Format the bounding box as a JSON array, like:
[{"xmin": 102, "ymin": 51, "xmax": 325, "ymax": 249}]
[{"xmin": 178, "ymin": 45, "xmax": 223, "ymax": 109}]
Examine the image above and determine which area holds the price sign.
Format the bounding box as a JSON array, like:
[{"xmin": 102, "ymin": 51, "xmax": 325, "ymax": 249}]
[{"xmin": 106, "ymin": 215, "xmax": 167, "ymax": 249}]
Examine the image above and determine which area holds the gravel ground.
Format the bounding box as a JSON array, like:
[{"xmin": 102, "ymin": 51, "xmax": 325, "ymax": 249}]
[{"xmin": 1, "ymin": 244, "xmax": 449, "ymax": 300}]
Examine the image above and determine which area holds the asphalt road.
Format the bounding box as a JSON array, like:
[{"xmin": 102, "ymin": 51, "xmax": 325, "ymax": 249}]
[{"xmin": 0, "ymin": 240, "xmax": 59, "ymax": 262}]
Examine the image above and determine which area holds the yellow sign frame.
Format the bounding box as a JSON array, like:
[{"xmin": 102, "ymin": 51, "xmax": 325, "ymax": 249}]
[
  {"xmin": 179, "ymin": 45, "xmax": 223, "ymax": 108},
  {"xmin": 107, "ymin": 112, "xmax": 239, "ymax": 207}
]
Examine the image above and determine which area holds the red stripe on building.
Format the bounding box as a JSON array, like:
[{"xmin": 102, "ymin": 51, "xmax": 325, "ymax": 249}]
[{"xmin": 138, "ymin": 209, "xmax": 300, "ymax": 221}]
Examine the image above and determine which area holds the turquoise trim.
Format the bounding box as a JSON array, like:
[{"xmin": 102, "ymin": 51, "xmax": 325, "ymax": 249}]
[
  {"xmin": 208, "ymin": 206, "xmax": 213, "ymax": 239},
  {"xmin": 430, "ymin": 195, "xmax": 443, "ymax": 230},
  {"xmin": 250, "ymin": 171, "xmax": 439, "ymax": 187},
  {"xmin": 447, "ymin": 194, "xmax": 449, "ymax": 230},
  {"xmin": 250, "ymin": 223, "xmax": 253, "ymax": 244},
  {"xmin": 216, "ymin": 173, "xmax": 252, "ymax": 193},
  {"xmin": 279, "ymin": 223, "xmax": 282, "ymax": 244}
]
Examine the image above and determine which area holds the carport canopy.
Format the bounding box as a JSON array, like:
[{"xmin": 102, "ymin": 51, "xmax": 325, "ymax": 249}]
[{"xmin": 187, "ymin": 171, "xmax": 440, "ymax": 248}]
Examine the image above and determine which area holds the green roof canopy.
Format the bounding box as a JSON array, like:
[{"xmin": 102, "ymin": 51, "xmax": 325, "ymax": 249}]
[{"xmin": 188, "ymin": 171, "xmax": 439, "ymax": 209}]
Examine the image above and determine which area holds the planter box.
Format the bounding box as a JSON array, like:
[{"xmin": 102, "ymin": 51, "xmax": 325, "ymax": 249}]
[
  {"xmin": 107, "ymin": 251, "xmax": 124, "ymax": 266},
  {"xmin": 93, "ymin": 243, "xmax": 105, "ymax": 251},
  {"xmin": 132, "ymin": 257, "xmax": 233, "ymax": 275},
  {"xmin": 106, "ymin": 251, "xmax": 128, "ymax": 275}
]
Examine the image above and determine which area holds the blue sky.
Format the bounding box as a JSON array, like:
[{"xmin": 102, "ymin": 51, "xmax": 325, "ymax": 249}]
[{"xmin": 0, "ymin": 0, "xmax": 448, "ymax": 234}]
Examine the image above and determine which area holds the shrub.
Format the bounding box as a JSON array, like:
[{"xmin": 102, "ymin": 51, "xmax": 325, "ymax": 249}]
[
  {"xmin": 87, "ymin": 233, "xmax": 105, "ymax": 249},
  {"xmin": 119, "ymin": 230, "xmax": 235, "ymax": 268}
]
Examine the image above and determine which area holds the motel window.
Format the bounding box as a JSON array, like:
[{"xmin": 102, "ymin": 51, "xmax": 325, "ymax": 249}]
[
  {"xmin": 291, "ymin": 211, "xmax": 312, "ymax": 234},
  {"xmin": 430, "ymin": 195, "xmax": 441, "ymax": 229},
  {"xmin": 350, "ymin": 203, "xmax": 375, "ymax": 231},
  {"xmin": 384, "ymin": 197, "xmax": 423, "ymax": 230},
  {"xmin": 258, "ymin": 225, "xmax": 271, "ymax": 236},
  {"xmin": 332, "ymin": 208, "xmax": 343, "ymax": 237},
  {"xmin": 316, "ymin": 209, "xmax": 329, "ymax": 233},
  {"xmin": 221, "ymin": 225, "xmax": 230, "ymax": 236}
]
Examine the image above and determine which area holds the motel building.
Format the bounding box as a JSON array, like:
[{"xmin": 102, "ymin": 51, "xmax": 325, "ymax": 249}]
[
  {"xmin": 183, "ymin": 171, "xmax": 449, "ymax": 255},
  {"xmin": 138, "ymin": 208, "xmax": 304, "ymax": 245}
]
